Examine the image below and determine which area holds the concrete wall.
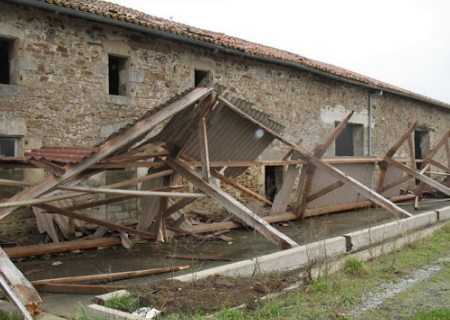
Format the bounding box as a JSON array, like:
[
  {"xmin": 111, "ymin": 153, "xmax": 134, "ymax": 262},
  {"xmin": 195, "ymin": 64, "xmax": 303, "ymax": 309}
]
[{"xmin": 1, "ymin": 2, "xmax": 450, "ymax": 234}]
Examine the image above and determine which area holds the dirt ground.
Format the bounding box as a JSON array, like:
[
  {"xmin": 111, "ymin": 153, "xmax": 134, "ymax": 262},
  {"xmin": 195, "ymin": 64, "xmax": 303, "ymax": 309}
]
[{"xmin": 130, "ymin": 274, "xmax": 296, "ymax": 314}]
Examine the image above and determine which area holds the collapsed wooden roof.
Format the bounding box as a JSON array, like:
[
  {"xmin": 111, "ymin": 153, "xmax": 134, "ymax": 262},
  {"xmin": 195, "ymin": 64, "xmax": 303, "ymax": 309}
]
[
  {"xmin": 2, "ymin": 87, "xmax": 450, "ymax": 253},
  {"xmin": 3, "ymin": 88, "xmax": 450, "ymax": 316}
]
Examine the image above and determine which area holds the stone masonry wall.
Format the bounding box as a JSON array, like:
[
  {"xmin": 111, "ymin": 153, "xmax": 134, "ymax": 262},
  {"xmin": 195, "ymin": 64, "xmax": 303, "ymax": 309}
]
[{"xmin": 1, "ymin": 2, "xmax": 450, "ymax": 235}]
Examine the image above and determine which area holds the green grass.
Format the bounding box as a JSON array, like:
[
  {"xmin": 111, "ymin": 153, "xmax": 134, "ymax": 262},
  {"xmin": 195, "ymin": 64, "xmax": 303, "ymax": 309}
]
[
  {"xmin": 410, "ymin": 309, "xmax": 450, "ymax": 320},
  {"xmin": 0, "ymin": 312, "xmax": 22, "ymax": 320},
  {"xmin": 103, "ymin": 293, "xmax": 139, "ymax": 312},
  {"xmin": 343, "ymin": 257, "xmax": 366, "ymax": 276}
]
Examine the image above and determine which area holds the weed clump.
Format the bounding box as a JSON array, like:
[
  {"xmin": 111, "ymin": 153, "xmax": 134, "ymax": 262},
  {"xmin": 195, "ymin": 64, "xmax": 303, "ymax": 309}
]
[{"xmin": 344, "ymin": 257, "xmax": 366, "ymax": 276}]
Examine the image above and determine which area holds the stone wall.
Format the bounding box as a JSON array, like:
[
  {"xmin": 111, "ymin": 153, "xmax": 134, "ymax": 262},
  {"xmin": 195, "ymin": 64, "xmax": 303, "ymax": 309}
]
[{"xmin": 1, "ymin": 2, "xmax": 450, "ymax": 235}]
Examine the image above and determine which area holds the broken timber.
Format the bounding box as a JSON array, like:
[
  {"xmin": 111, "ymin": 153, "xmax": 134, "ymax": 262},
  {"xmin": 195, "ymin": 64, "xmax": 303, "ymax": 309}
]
[
  {"xmin": 165, "ymin": 157, "xmax": 299, "ymax": 249},
  {"xmin": 0, "ymin": 87, "xmax": 213, "ymax": 221},
  {"xmin": 0, "ymin": 247, "xmax": 41, "ymax": 317}
]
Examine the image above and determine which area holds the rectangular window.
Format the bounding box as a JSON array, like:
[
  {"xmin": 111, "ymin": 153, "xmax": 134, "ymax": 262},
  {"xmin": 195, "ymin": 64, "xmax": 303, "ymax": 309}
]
[
  {"xmin": 335, "ymin": 123, "xmax": 364, "ymax": 156},
  {"xmin": 0, "ymin": 137, "xmax": 19, "ymax": 157},
  {"xmin": 194, "ymin": 70, "xmax": 211, "ymax": 87},
  {"xmin": 0, "ymin": 38, "xmax": 13, "ymax": 85},
  {"xmin": 108, "ymin": 55, "xmax": 128, "ymax": 95}
]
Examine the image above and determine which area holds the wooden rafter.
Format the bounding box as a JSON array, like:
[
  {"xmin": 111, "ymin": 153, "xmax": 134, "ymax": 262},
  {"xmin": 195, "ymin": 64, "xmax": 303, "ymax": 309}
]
[{"xmin": 0, "ymin": 88, "xmax": 213, "ymax": 221}]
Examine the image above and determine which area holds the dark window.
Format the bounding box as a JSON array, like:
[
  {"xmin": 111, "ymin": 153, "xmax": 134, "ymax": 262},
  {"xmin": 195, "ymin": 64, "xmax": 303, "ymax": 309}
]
[
  {"xmin": 414, "ymin": 130, "xmax": 430, "ymax": 170},
  {"xmin": 0, "ymin": 39, "xmax": 12, "ymax": 85},
  {"xmin": 108, "ymin": 55, "xmax": 127, "ymax": 95},
  {"xmin": 335, "ymin": 123, "xmax": 364, "ymax": 156},
  {"xmin": 265, "ymin": 166, "xmax": 283, "ymax": 202},
  {"xmin": 0, "ymin": 138, "xmax": 18, "ymax": 156},
  {"xmin": 194, "ymin": 70, "xmax": 211, "ymax": 87}
]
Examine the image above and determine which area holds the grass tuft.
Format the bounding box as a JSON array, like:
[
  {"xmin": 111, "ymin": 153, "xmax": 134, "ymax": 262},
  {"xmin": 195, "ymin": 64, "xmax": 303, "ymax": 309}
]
[{"xmin": 343, "ymin": 257, "xmax": 366, "ymax": 276}]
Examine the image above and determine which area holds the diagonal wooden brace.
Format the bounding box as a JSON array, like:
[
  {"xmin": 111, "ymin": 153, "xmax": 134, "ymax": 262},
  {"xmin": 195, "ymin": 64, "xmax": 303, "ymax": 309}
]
[{"xmin": 165, "ymin": 157, "xmax": 299, "ymax": 249}]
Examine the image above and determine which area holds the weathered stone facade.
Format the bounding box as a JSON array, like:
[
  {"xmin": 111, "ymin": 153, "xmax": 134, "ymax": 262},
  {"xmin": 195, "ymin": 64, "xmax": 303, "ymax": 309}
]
[{"xmin": 1, "ymin": 1, "xmax": 449, "ymax": 236}]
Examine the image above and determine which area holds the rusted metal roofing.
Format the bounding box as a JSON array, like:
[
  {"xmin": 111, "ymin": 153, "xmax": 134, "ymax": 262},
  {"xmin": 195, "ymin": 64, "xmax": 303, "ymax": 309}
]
[
  {"xmin": 0, "ymin": 146, "xmax": 99, "ymax": 165},
  {"xmin": 11, "ymin": 0, "xmax": 450, "ymax": 109}
]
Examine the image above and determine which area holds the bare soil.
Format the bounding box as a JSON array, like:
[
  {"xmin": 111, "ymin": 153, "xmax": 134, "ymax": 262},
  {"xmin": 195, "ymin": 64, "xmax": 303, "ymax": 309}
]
[{"xmin": 130, "ymin": 274, "xmax": 295, "ymax": 314}]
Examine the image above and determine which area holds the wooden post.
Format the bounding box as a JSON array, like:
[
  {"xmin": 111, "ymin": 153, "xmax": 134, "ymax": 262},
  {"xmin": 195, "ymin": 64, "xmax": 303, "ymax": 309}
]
[
  {"xmin": 198, "ymin": 117, "xmax": 211, "ymax": 182},
  {"xmin": 165, "ymin": 157, "xmax": 298, "ymax": 249}
]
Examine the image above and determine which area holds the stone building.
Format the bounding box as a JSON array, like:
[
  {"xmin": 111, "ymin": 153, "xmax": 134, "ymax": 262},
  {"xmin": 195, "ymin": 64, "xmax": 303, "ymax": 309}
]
[{"xmin": 1, "ymin": 0, "xmax": 449, "ymax": 236}]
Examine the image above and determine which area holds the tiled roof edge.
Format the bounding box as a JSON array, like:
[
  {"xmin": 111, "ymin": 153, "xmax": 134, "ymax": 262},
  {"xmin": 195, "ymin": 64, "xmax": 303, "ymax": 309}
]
[{"xmin": 8, "ymin": 0, "xmax": 450, "ymax": 109}]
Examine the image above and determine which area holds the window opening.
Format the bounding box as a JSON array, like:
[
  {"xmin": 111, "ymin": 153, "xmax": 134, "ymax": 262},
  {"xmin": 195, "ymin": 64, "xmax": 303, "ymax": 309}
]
[
  {"xmin": 414, "ymin": 130, "xmax": 430, "ymax": 170},
  {"xmin": 108, "ymin": 55, "xmax": 127, "ymax": 95},
  {"xmin": 194, "ymin": 70, "xmax": 211, "ymax": 87},
  {"xmin": 335, "ymin": 122, "xmax": 364, "ymax": 156},
  {"xmin": 0, "ymin": 38, "xmax": 12, "ymax": 85},
  {"xmin": 0, "ymin": 137, "xmax": 18, "ymax": 157}
]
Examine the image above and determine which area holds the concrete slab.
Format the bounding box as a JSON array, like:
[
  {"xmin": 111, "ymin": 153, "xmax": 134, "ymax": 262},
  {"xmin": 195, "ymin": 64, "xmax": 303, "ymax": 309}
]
[
  {"xmin": 174, "ymin": 236, "xmax": 346, "ymax": 281},
  {"xmin": 399, "ymin": 211, "xmax": 438, "ymax": 233},
  {"xmin": 438, "ymin": 206, "xmax": 450, "ymax": 221}
]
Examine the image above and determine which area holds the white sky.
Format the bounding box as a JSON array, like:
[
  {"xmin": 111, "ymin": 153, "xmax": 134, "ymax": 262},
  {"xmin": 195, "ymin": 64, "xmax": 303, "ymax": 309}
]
[{"xmin": 107, "ymin": 0, "xmax": 450, "ymax": 104}]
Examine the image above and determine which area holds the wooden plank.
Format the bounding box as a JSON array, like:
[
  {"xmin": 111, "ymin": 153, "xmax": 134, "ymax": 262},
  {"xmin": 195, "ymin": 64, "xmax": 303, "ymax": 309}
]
[
  {"xmin": 0, "ymin": 275, "xmax": 34, "ymax": 320},
  {"xmin": 166, "ymin": 254, "xmax": 232, "ymax": 261},
  {"xmin": 104, "ymin": 142, "xmax": 164, "ymax": 162},
  {"xmin": 186, "ymin": 160, "xmax": 307, "ymax": 167},
  {"xmin": 35, "ymin": 203, "xmax": 156, "ymax": 239},
  {"xmin": 91, "ymin": 162, "xmax": 167, "ymax": 169},
  {"xmin": 163, "ymin": 198, "xmax": 197, "ymax": 218},
  {"xmin": 407, "ymin": 135, "xmax": 417, "ymax": 170},
  {"xmin": 309, "ymin": 156, "xmax": 412, "ymax": 218},
  {"xmin": 446, "ymin": 139, "xmax": 450, "ymax": 168},
  {"xmin": 427, "ymin": 158, "xmax": 450, "ymax": 173},
  {"xmin": 386, "ymin": 157, "xmax": 450, "ymax": 197},
  {"xmin": 211, "ymin": 170, "xmax": 272, "ymax": 206},
  {"xmin": 165, "ymin": 157, "xmax": 298, "ymax": 249},
  {"xmin": 198, "ymin": 117, "xmax": 211, "ymax": 182},
  {"xmin": 3, "ymin": 237, "xmax": 145, "ymax": 259},
  {"xmin": 0, "ymin": 87, "xmax": 213, "ymax": 221},
  {"xmin": 105, "ymin": 151, "xmax": 169, "ymax": 163},
  {"xmin": 270, "ymin": 151, "xmax": 300, "ymax": 215},
  {"xmin": 379, "ymin": 174, "xmax": 412, "ymax": 193},
  {"xmin": 29, "ymin": 159, "xmax": 65, "ymax": 176},
  {"xmin": 34, "ymin": 283, "xmax": 127, "ymax": 295},
  {"xmin": 0, "ymin": 247, "xmax": 42, "ymax": 316},
  {"xmin": 31, "ymin": 265, "xmax": 189, "ymax": 286},
  {"xmin": 306, "ymin": 181, "xmax": 344, "ymax": 203}
]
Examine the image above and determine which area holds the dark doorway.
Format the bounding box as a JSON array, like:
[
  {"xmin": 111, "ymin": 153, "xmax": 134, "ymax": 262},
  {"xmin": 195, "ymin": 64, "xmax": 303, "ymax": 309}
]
[{"xmin": 265, "ymin": 166, "xmax": 283, "ymax": 201}]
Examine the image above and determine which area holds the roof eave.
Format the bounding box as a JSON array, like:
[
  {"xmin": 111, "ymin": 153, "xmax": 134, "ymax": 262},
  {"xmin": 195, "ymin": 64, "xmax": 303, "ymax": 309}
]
[{"xmin": 7, "ymin": 0, "xmax": 450, "ymax": 111}]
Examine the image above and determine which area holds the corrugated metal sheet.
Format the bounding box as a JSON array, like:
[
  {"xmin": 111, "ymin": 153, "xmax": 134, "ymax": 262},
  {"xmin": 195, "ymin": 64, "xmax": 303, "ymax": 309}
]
[
  {"xmin": 380, "ymin": 165, "xmax": 406, "ymax": 198},
  {"xmin": 25, "ymin": 146, "xmax": 99, "ymax": 164},
  {"xmin": 307, "ymin": 162, "xmax": 375, "ymax": 209},
  {"xmin": 155, "ymin": 94, "xmax": 285, "ymax": 177}
]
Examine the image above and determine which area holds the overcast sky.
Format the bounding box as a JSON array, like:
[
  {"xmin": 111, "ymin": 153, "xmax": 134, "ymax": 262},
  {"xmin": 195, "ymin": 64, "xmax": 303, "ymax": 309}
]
[{"xmin": 107, "ymin": 0, "xmax": 450, "ymax": 104}]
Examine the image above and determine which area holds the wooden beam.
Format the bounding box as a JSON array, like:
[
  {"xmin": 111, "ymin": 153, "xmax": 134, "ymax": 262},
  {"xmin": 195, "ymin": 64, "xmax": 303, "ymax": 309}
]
[
  {"xmin": 377, "ymin": 122, "xmax": 419, "ymax": 193},
  {"xmin": 0, "ymin": 247, "xmax": 41, "ymax": 316},
  {"xmin": 379, "ymin": 174, "xmax": 412, "ymax": 193},
  {"xmin": 3, "ymin": 237, "xmax": 145, "ymax": 259},
  {"xmin": 198, "ymin": 117, "xmax": 211, "ymax": 182},
  {"xmin": 407, "ymin": 135, "xmax": 417, "ymax": 170},
  {"xmin": 211, "ymin": 170, "xmax": 272, "ymax": 206},
  {"xmin": 309, "ymin": 156, "xmax": 412, "ymax": 218},
  {"xmin": 165, "ymin": 157, "xmax": 298, "ymax": 249},
  {"xmin": 306, "ymin": 181, "xmax": 344, "ymax": 203},
  {"xmin": 162, "ymin": 197, "xmax": 197, "ymax": 218},
  {"xmin": 0, "ymin": 275, "xmax": 34, "ymax": 320},
  {"xmin": 0, "ymin": 87, "xmax": 213, "ymax": 221},
  {"xmin": 386, "ymin": 157, "xmax": 450, "ymax": 197},
  {"xmin": 31, "ymin": 265, "xmax": 189, "ymax": 286},
  {"xmin": 29, "ymin": 159, "xmax": 65, "ymax": 176},
  {"xmin": 34, "ymin": 283, "xmax": 127, "ymax": 295},
  {"xmin": 104, "ymin": 142, "xmax": 164, "ymax": 162}
]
